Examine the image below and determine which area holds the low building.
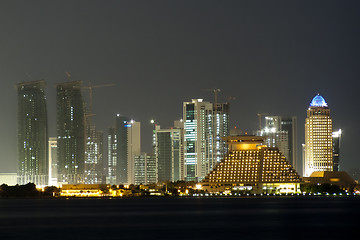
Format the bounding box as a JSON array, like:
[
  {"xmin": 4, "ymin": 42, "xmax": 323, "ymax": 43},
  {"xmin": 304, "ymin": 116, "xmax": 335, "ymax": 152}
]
[
  {"xmin": 302, "ymin": 171, "xmax": 356, "ymax": 191},
  {"xmin": 0, "ymin": 173, "xmax": 17, "ymax": 185},
  {"xmin": 60, "ymin": 184, "xmax": 110, "ymax": 197},
  {"xmin": 200, "ymin": 136, "xmax": 301, "ymax": 194},
  {"xmin": 110, "ymin": 188, "xmax": 132, "ymax": 197}
]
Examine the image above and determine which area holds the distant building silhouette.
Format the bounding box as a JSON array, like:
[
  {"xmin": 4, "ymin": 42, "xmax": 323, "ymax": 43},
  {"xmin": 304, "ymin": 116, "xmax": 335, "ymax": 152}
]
[
  {"xmin": 107, "ymin": 115, "xmax": 140, "ymax": 185},
  {"xmin": 56, "ymin": 81, "xmax": 85, "ymax": 184},
  {"xmin": 16, "ymin": 80, "xmax": 48, "ymax": 186},
  {"xmin": 155, "ymin": 124, "xmax": 184, "ymax": 182},
  {"xmin": 115, "ymin": 115, "xmax": 130, "ymax": 184},
  {"xmin": 256, "ymin": 116, "xmax": 297, "ymax": 171}
]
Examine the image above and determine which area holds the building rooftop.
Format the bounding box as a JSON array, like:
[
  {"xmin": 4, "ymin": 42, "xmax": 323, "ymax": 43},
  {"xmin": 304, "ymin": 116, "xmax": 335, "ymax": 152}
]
[
  {"xmin": 310, "ymin": 93, "xmax": 328, "ymax": 107},
  {"xmin": 304, "ymin": 171, "xmax": 356, "ymax": 186}
]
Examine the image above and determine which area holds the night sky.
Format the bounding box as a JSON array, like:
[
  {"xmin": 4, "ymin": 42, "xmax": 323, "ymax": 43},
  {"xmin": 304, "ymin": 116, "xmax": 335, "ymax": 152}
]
[{"xmin": 1, "ymin": 1, "xmax": 359, "ymax": 174}]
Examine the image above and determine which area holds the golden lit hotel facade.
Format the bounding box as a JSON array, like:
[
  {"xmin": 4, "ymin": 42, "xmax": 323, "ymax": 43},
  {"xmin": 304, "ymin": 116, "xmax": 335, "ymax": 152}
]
[
  {"xmin": 201, "ymin": 136, "xmax": 301, "ymax": 194},
  {"xmin": 303, "ymin": 94, "xmax": 333, "ymax": 177}
]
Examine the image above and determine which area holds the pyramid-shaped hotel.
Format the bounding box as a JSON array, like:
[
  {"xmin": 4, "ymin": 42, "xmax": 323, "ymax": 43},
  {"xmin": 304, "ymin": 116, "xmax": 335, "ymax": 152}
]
[{"xmin": 201, "ymin": 135, "xmax": 301, "ymax": 194}]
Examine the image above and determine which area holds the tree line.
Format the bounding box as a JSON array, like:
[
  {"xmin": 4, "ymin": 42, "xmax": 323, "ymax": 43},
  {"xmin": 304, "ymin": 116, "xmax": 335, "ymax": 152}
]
[{"xmin": 0, "ymin": 183, "xmax": 59, "ymax": 197}]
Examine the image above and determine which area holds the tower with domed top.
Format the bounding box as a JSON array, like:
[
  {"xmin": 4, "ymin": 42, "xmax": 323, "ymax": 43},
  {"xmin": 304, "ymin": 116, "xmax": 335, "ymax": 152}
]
[{"xmin": 303, "ymin": 94, "xmax": 333, "ymax": 177}]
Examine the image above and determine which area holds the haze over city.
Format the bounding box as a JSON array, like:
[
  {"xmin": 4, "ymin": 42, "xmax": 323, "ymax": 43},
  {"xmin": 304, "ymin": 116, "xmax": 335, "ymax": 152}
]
[{"xmin": 1, "ymin": 0, "xmax": 360, "ymax": 174}]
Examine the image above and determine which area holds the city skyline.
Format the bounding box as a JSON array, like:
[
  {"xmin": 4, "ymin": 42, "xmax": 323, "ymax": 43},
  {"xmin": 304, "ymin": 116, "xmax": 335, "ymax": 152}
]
[
  {"xmin": 1, "ymin": 1, "xmax": 359, "ymax": 174},
  {"xmin": 12, "ymin": 84, "xmax": 343, "ymax": 184}
]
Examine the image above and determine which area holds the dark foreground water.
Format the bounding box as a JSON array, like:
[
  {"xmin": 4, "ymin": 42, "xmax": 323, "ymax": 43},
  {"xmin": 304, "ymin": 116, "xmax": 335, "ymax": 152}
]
[{"xmin": 0, "ymin": 196, "xmax": 359, "ymax": 240}]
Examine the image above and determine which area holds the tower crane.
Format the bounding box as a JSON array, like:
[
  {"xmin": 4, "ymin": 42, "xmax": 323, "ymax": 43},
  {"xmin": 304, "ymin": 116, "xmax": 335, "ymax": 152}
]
[
  {"xmin": 83, "ymin": 82, "xmax": 115, "ymax": 114},
  {"xmin": 82, "ymin": 82, "xmax": 115, "ymax": 124},
  {"xmin": 82, "ymin": 82, "xmax": 115, "ymax": 184}
]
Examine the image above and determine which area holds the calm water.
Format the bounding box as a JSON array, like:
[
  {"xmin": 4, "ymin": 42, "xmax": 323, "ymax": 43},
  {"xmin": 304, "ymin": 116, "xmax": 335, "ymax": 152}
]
[{"xmin": 0, "ymin": 196, "xmax": 359, "ymax": 239}]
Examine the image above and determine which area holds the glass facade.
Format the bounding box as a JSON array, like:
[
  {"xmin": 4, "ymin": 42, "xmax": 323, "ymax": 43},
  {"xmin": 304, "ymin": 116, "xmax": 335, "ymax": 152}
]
[
  {"xmin": 84, "ymin": 125, "xmax": 104, "ymax": 184},
  {"xmin": 107, "ymin": 127, "xmax": 117, "ymax": 185},
  {"xmin": 17, "ymin": 80, "xmax": 48, "ymax": 186},
  {"xmin": 332, "ymin": 130, "xmax": 341, "ymax": 172},
  {"xmin": 256, "ymin": 116, "xmax": 297, "ymax": 171},
  {"xmin": 155, "ymin": 128, "xmax": 183, "ymax": 182},
  {"xmin": 56, "ymin": 81, "xmax": 85, "ymax": 184},
  {"xmin": 115, "ymin": 115, "xmax": 130, "ymax": 184},
  {"xmin": 134, "ymin": 153, "xmax": 156, "ymax": 185},
  {"xmin": 183, "ymin": 99, "xmax": 229, "ymax": 182}
]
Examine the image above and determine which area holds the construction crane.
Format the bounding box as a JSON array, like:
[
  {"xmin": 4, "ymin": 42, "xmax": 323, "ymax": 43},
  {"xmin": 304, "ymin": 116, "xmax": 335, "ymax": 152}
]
[
  {"xmin": 65, "ymin": 71, "xmax": 71, "ymax": 81},
  {"xmin": 202, "ymin": 88, "xmax": 221, "ymax": 110},
  {"xmin": 82, "ymin": 82, "xmax": 115, "ymax": 120},
  {"xmin": 82, "ymin": 82, "xmax": 114, "ymax": 184},
  {"xmin": 227, "ymin": 96, "xmax": 235, "ymax": 104}
]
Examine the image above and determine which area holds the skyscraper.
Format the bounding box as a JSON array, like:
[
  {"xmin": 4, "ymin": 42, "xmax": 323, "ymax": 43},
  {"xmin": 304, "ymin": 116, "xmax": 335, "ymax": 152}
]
[
  {"xmin": 107, "ymin": 127, "xmax": 117, "ymax": 185},
  {"xmin": 134, "ymin": 153, "xmax": 156, "ymax": 185},
  {"xmin": 16, "ymin": 80, "xmax": 48, "ymax": 186},
  {"xmin": 213, "ymin": 102, "xmax": 230, "ymax": 164},
  {"xmin": 56, "ymin": 81, "xmax": 85, "ymax": 184},
  {"xmin": 84, "ymin": 125, "xmax": 104, "ymax": 184},
  {"xmin": 256, "ymin": 116, "xmax": 297, "ymax": 170},
  {"xmin": 48, "ymin": 137, "xmax": 58, "ymax": 186},
  {"xmin": 127, "ymin": 120, "xmax": 141, "ymax": 184},
  {"xmin": 281, "ymin": 117, "xmax": 297, "ymax": 170},
  {"xmin": 183, "ymin": 99, "xmax": 213, "ymax": 181},
  {"xmin": 304, "ymin": 94, "xmax": 333, "ymax": 177},
  {"xmin": 107, "ymin": 115, "xmax": 140, "ymax": 185},
  {"xmin": 115, "ymin": 115, "xmax": 129, "ymax": 184},
  {"xmin": 332, "ymin": 129, "xmax": 342, "ymax": 172},
  {"xmin": 183, "ymin": 99, "xmax": 229, "ymax": 182},
  {"xmin": 155, "ymin": 125, "xmax": 184, "ymax": 182}
]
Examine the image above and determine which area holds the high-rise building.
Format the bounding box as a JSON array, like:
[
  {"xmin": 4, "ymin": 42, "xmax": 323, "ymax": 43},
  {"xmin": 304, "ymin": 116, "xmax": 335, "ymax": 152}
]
[
  {"xmin": 127, "ymin": 120, "xmax": 141, "ymax": 184},
  {"xmin": 107, "ymin": 127, "xmax": 117, "ymax": 185},
  {"xmin": 56, "ymin": 81, "xmax": 85, "ymax": 184},
  {"xmin": 303, "ymin": 94, "xmax": 333, "ymax": 177},
  {"xmin": 256, "ymin": 116, "xmax": 297, "ymax": 170},
  {"xmin": 84, "ymin": 124, "xmax": 104, "ymax": 184},
  {"xmin": 183, "ymin": 99, "xmax": 213, "ymax": 181},
  {"xmin": 281, "ymin": 117, "xmax": 297, "ymax": 170},
  {"xmin": 155, "ymin": 125, "xmax": 184, "ymax": 182},
  {"xmin": 115, "ymin": 115, "xmax": 130, "ymax": 184},
  {"xmin": 48, "ymin": 137, "xmax": 58, "ymax": 186},
  {"xmin": 134, "ymin": 153, "xmax": 156, "ymax": 185},
  {"xmin": 183, "ymin": 99, "xmax": 229, "ymax": 182},
  {"xmin": 16, "ymin": 80, "xmax": 48, "ymax": 186},
  {"xmin": 213, "ymin": 102, "xmax": 230, "ymax": 164},
  {"xmin": 332, "ymin": 129, "xmax": 342, "ymax": 172},
  {"xmin": 107, "ymin": 115, "xmax": 140, "ymax": 185}
]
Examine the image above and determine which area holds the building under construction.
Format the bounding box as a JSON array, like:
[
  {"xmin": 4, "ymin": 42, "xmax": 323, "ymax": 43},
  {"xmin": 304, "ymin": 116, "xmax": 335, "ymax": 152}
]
[{"xmin": 56, "ymin": 81, "xmax": 85, "ymax": 184}]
